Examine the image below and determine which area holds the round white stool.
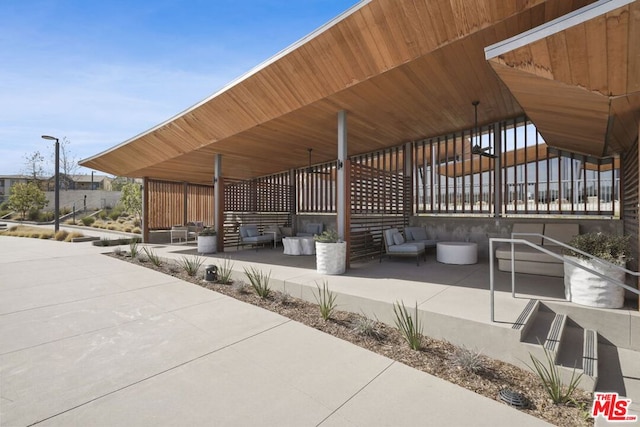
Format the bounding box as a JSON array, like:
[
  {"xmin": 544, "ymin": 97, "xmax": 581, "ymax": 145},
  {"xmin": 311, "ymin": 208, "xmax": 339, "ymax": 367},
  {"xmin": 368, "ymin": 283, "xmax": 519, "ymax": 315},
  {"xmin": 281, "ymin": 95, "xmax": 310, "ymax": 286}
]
[{"xmin": 436, "ymin": 242, "xmax": 477, "ymax": 264}]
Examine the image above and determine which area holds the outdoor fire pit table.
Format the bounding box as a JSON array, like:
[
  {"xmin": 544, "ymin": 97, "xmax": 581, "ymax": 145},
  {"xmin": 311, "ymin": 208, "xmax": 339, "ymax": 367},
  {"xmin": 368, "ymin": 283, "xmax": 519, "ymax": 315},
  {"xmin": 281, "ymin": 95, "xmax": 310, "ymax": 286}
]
[{"xmin": 436, "ymin": 241, "xmax": 477, "ymax": 265}]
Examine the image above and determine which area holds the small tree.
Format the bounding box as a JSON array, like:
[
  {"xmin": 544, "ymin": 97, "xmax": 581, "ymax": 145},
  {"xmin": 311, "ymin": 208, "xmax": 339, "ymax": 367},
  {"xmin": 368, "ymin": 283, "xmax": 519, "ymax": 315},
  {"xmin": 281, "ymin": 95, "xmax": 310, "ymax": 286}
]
[
  {"xmin": 23, "ymin": 151, "xmax": 45, "ymax": 182},
  {"xmin": 120, "ymin": 182, "xmax": 142, "ymax": 221},
  {"xmin": 8, "ymin": 182, "xmax": 48, "ymax": 220}
]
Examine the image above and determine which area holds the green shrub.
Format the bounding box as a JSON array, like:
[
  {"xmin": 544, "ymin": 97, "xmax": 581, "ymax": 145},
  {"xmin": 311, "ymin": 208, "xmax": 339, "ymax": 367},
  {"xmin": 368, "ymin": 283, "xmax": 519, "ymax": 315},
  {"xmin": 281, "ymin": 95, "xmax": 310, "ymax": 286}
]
[
  {"xmin": 129, "ymin": 240, "xmax": 139, "ymax": 259},
  {"xmin": 142, "ymin": 247, "xmax": 162, "ymax": 267},
  {"xmin": 109, "ymin": 209, "xmax": 122, "ymax": 221},
  {"xmin": 28, "ymin": 209, "xmax": 40, "ymax": 221},
  {"xmin": 314, "ymin": 280, "xmax": 337, "ymax": 321},
  {"xmin": 565, "ymin": 232, "xmax": 631, "ymax": 264},
  {"xmin": 81, "ymin": 216, "xmax": 95, "ymax": 226},
  {"xmin": 54, "ymin": 230, "xmax": 69, "ymax": 241},
  {"xmin": 216, "ymin": 257, "xmax": 234, "ymax": 284},
  {"xmin": 450, "ymin": 345, "xmax": 485, "ymax": 373},
  {"xmin": 179, "ymin": 256, "xmax": 204, "ymax": 277},
  {"xmin": 393, "ymin": 301, "xmax": 423, "ymax": 350},
  {"xmin": 244, "ymin": 266, "xmax": 271, "ymax": 299},
  {"xmin": 60, "ymin": 207, "xmax": 71, "ymax": 216},
  {"xmin": 352, "ymin": 316, "xmax": 385, "ymax": 340},
  {"xmin": 526, "ymin": 346, "xmax": 582, "ymax": 404}
]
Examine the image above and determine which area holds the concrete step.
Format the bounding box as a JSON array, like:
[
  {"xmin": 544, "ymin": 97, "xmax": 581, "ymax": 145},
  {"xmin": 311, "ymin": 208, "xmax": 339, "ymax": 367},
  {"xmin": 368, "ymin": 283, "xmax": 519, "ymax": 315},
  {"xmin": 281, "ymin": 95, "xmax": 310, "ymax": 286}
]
[
  {"xmin": 544, "ymin": 300, "xmax": 640, "ymax": 352},
  {"xmin": 511, "ymin": 299, "xmax": 539, "ymax": 340},
  {"xmin": 543, "ymin": 313, "xmax": 567, "ymax": 360}
]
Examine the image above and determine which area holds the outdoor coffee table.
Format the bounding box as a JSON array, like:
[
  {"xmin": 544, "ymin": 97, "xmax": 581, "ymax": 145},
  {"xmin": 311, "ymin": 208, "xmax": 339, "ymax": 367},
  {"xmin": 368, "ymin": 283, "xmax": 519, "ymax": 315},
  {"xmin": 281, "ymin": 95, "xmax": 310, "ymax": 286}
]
[
  {"xmin": 282, "ymin": 236, "xmax": 315, "ymax": 255},
  {"xmin": 436, "ymin": 241, "xmax": 477, "ymax": 264}
]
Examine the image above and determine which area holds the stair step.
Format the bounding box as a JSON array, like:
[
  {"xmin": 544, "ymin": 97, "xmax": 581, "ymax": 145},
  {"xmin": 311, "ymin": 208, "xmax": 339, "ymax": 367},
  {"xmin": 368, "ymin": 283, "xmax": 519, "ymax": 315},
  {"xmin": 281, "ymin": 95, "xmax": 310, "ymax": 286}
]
[
  {"xmin": 583, "ymin": 329, "xmax": 598, "ymax": 380},
  {"xmin": 544, "ymin": 313, "xmax": 567, "ymax": 359},
  {"xmin": 512, "ymin": 299, "xmax": 539, "ymax": 340}
]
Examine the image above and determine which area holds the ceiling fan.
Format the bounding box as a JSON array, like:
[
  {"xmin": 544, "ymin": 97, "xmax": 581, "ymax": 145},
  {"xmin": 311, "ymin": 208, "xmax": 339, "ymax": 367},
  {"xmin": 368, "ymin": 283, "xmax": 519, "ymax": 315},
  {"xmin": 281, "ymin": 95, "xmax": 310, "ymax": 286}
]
[
  {"xmin": 470, "ymin": 100, "xmax": 497, "ymax": 159},
  {"xmin": 306, "ymin": 148, "xmax": 331, "ymax": 175}
]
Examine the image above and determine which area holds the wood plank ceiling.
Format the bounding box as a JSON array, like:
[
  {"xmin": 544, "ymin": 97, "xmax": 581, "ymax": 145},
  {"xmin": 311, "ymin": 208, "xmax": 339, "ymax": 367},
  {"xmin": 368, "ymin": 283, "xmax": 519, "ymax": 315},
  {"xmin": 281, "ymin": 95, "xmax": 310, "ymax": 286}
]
[
  {"xmin": 487, "ymin": 0, "xmax": 640, "ymax": 158},
  {"xmin": 80, "ymin": 0, "xmax": 600, "ymax": 184}
]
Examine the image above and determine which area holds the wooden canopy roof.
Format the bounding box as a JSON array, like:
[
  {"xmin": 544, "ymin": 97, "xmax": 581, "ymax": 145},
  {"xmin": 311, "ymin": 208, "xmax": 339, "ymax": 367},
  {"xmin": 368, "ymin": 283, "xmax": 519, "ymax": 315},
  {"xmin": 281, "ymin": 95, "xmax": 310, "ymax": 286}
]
[{"xmin": 81, "ymin": 0, "xmax": 638, "ymax": 184}]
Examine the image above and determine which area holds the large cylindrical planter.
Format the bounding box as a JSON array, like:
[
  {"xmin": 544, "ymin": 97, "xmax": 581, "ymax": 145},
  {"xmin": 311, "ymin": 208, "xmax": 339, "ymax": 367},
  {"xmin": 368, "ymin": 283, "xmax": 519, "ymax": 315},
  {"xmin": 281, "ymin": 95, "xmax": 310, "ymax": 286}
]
[
  {"xmin": 316, "ymin": 241, "xmax": 346, "ymax": 275},
  {"xmin": 563, "ymin": 256, "xmax": 625, "ymax": 309},
  {"xmin": 197, "ymin": 235, "xmax": 217, "ymax": 254}
]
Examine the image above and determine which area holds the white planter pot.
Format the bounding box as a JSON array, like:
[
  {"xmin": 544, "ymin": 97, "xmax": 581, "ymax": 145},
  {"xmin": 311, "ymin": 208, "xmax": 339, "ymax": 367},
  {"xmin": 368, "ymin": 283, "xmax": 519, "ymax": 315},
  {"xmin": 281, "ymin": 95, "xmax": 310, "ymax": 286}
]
[
  {"xmin": 197, "ymin": 235, "xmax": 217, "ymax": 254},
  {"xmin": 563, "ymin": 255, "xmax": 625, "ymax": 309},
  {"xmin": 316, "ymin": 241, "xmax": 346, "ymax": 275}
]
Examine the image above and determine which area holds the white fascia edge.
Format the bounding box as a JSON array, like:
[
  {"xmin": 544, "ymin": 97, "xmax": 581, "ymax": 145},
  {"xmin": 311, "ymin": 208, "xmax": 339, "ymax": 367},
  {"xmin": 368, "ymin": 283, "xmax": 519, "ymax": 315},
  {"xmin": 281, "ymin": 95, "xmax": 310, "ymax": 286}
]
[
  {"xmin": 485, "ymin": 0, "xmax": 635, "ymax": 60},
  {"xmin": 81, "ymin": 0, "xmax": 372, "ymax": 164}
]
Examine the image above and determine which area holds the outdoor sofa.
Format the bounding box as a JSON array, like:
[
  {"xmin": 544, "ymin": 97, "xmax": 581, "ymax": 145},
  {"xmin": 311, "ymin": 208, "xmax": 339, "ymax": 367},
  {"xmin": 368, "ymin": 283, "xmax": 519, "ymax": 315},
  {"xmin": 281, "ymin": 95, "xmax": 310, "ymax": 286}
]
[
  {"xmin": 238, "ymin": 224, "xmax": 275, "ymax": 250},
  {"xmin": 495, "ymin": 223, "xmax": 579, "ymax": 277},
  {"xmin": 381, "ymin": 228, "xmax": 426, "ymax": 266},
  {"xmin": 404, "ymin": 226, "xmax": 437, "ymax": 249}
]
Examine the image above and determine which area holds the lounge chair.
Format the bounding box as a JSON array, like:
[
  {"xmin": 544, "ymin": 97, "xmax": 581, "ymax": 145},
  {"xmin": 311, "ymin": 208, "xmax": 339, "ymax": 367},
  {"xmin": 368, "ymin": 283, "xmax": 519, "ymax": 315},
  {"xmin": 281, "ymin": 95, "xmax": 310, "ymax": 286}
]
[
  {"xmin": 381, "ymin": 228, "xmax": 425, "ymax": 266},
  {"xmin": 238, "ymin": 224, "xmax": 274, "ymax": 250}
]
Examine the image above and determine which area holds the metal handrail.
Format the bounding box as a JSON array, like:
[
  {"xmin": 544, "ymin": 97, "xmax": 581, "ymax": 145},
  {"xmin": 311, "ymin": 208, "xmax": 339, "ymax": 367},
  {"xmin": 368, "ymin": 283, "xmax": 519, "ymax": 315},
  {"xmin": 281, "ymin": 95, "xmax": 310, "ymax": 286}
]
[{"xmin": 489, "ymin": 232, "xmax": 640, "ymax": 322}]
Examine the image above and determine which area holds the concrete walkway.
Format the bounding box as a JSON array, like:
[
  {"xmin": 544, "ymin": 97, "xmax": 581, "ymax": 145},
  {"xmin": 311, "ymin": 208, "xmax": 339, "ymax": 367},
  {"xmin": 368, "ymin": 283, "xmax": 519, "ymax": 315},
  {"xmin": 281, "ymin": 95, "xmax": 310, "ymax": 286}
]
[{"xmin": 0, "ymin": 235, "xmax": 551, "ymax": 426}]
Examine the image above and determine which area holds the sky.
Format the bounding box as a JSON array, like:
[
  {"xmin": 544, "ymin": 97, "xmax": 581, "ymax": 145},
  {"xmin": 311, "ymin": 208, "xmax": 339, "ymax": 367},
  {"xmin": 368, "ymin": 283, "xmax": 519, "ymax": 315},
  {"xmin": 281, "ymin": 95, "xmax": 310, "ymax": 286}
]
[{"xmin": 0, "ymin": 0, "xmax": 361, "ymax": 176}]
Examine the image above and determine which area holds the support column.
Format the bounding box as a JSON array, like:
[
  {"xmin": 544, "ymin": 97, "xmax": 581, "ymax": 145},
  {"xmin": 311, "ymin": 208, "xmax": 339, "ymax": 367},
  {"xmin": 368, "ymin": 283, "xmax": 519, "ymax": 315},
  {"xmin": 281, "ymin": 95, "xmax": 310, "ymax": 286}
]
[
  {"xmin": 214, "ymin": 154, "xmax": 224, "ymax": 252},
  {"xmin": 142, "ymin": 177, "xmax": 149, "ymax": 243},
  {"xmin": 183, "ymin": 182, "xmax": 188, "ymax": 224},
  {"xmin": 493, "ymin": 122, "xmax": 502, "ymax": 219},
  {"xmin": 289, "ymin": 169, "xmax": 297, "ymax": 235},
  {"xmin": 404, "ymin": 142, "xmax": 414, "ymax": 220},
  {"xmin": 337, "ymin": 110, "xmax": 349, "ymax": 267}
]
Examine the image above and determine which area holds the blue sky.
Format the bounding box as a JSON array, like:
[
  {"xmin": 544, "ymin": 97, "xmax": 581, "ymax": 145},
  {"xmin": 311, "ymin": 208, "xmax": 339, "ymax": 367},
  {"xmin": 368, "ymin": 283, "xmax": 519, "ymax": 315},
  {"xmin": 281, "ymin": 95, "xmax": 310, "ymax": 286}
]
[{"xmin": 0, "ymin": 0, "xmax": 360, "ymax": 176}]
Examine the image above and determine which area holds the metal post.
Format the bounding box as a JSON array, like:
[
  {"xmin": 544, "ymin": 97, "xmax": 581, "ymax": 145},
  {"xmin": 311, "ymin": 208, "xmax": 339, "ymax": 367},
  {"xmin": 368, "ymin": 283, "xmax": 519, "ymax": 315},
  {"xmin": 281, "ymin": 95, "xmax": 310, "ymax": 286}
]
[{"xmin": 42, "ymin": 135, "xmax": 60, "ymax": 232}]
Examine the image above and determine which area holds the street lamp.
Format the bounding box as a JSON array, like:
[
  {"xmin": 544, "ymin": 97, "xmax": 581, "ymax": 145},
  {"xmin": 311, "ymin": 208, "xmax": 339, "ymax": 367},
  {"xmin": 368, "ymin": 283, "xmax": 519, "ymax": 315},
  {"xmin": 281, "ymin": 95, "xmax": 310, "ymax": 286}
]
[{"xmin": 41, "ymin": 135, "xmax": 60, "ymax": 232}]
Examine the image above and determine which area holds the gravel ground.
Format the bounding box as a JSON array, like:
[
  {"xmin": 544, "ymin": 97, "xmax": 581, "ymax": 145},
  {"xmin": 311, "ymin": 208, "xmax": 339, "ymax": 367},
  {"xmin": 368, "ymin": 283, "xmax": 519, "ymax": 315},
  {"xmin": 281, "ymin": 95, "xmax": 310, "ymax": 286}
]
[{"xmin": 111, "ymin": 252, "xmax": 594, "ymax": 427}]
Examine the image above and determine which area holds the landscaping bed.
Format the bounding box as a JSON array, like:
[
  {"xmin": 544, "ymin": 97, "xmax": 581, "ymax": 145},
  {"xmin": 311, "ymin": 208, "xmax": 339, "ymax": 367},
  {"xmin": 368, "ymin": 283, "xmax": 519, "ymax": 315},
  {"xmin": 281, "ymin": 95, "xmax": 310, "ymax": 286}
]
[{"xmin": 109, "ymin": 251, "xmax": 594, "ymax": 426}]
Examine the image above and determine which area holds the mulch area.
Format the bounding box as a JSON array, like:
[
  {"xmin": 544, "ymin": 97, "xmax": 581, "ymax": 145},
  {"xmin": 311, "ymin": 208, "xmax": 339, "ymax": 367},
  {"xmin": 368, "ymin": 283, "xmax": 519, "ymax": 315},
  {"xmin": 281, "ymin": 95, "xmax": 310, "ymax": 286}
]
[{"xmin": 110, "ymin": 252, "xmax": 594, "ymax": 426}]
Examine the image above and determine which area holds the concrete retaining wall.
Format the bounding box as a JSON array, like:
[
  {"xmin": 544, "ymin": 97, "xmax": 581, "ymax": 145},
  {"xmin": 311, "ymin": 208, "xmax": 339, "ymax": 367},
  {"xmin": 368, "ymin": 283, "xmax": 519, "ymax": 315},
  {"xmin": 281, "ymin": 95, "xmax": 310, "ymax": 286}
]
[
  {"xmin": 44, "ymin": 190, "xmax": 121, "ymax": 212},
  {"xmin": 411, "ymin": 217, "xmax": 622, "ymax": 261}
]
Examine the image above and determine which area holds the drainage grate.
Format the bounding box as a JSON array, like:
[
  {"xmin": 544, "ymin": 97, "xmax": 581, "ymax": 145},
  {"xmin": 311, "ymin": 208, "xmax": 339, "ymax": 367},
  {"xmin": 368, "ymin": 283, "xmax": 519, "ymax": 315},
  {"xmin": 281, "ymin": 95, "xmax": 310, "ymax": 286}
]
[{"xmin": 498, "ymin": 389, "xmax": 529, "ymax": 409}]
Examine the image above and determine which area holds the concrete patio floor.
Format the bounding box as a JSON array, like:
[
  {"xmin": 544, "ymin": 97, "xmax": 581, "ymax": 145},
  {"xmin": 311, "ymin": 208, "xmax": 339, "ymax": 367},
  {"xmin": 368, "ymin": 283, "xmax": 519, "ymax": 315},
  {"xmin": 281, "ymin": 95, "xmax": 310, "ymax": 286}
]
[{"xmin": 0, "ymin": 230, "xmax": 557, "ymax": 426}]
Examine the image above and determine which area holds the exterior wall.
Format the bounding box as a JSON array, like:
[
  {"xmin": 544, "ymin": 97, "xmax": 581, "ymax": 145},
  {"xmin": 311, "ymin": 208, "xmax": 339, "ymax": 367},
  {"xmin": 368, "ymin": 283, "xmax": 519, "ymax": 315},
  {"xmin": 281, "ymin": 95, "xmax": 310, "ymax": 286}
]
[
  {"xmin": 44, "ymin": 190, "xmax": 122, "ymax": 212},
  {"xmin": 410, "ymin": 216, "xmax": 623, "ymax": 261},
  {"xmin": 295, "ymin": 214, "xmax": 336, "ymax": 235}
]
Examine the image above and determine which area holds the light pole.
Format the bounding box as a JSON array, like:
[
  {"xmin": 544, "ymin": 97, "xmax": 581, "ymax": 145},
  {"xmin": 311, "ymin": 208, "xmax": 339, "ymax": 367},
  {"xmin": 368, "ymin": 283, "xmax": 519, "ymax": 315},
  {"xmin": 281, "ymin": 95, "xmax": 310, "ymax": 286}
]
[{"xmin": 42, "ymin": 135, "xmax": 60, "ymax": 232}]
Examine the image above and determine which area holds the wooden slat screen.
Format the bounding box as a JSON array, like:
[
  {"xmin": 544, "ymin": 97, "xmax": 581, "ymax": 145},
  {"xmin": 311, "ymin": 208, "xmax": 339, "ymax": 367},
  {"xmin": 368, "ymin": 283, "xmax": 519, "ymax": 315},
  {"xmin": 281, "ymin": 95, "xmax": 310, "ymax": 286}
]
[
  {"xmin": 622, "ymin": 142, "xmax": 639, "ymax": 272},
  {"xmin": 224, "ymin": 172, "xmax": 291, "ymax": 212},
  {"xmin": 147, "ymin": 180, "xmax": 185, "ymax": 229},
  {"xmin": 296, "ymin": 163, "xmax": 337, "ymax": 213},
  {"xmin": 349, "ymin": 154, "xmax": 409, "ymax": 262},
  {"xmin": 223, "ymin": 172, "xmax": 292, "ymax": 249},
  {"xmin": 222, "ymin": 212, "xmax": 292, "ymax": 248},
  {"xmin": 186, "ymin": 184, "xmax": 215, "ymax": 226}
]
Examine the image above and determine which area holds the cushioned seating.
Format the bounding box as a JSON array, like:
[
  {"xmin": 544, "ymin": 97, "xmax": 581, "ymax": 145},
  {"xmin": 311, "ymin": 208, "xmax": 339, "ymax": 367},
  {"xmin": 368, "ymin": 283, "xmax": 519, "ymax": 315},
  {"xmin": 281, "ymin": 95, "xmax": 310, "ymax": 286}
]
[
  {"xmin": 239, "ymin": 224, "xmax": 274, "ymax": 250},
  {"xmin": 495, "ymin": 223, "xmax": 579, "ymax": 277},
  {"xmin": 381, "ymin": 228, "xmax": 425, "ymax": 266},
  {"xmin": 297, "ymin": 223, "xmax": 323, "ymax": 237},
  {"xmin": 404, "ymin": 226, "xmax": 437, "ymax": 248}
]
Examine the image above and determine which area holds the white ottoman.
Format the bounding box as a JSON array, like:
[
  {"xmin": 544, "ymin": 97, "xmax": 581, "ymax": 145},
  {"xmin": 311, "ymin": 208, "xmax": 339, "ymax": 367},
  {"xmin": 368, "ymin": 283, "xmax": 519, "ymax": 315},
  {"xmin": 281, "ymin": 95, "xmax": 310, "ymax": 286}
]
[
  {"xmin": 436, "ymin": 242, "xmax": 477, "ymax": 265},
  {"xmin": 283, "ymin": 237, "xmax": 316, "ymax": 255}
]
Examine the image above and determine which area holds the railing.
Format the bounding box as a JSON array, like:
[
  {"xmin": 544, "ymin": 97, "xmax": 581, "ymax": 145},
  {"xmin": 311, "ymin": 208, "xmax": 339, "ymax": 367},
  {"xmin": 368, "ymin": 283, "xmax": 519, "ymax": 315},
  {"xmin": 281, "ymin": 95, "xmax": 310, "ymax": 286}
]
[{"xmin": 488, "ymin": 232, "xmax": 640, "ymax": 322}]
